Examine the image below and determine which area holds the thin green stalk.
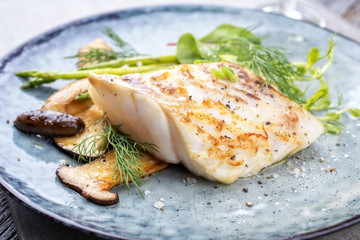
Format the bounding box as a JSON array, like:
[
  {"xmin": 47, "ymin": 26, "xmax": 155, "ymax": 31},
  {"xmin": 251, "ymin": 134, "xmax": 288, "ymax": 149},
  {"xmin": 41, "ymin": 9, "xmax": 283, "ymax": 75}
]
[
  {"xmin": 80, "ymin": 55, "xmax": 178, "ymax": 70},
  {"xmin": 19, "ymin": 63, "xmax": 177, "ymax": 89}
]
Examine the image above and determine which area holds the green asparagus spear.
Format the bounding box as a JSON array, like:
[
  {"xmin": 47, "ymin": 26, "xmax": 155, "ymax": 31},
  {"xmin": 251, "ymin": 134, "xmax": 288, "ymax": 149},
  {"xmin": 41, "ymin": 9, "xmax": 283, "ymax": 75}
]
[
  {"xmin": 79, "ymin": 54, "xmax": 178, "ymax": 70},
  {"xmin": 19, "ymin": 63, "xmax": 176, "ymax": 89}
]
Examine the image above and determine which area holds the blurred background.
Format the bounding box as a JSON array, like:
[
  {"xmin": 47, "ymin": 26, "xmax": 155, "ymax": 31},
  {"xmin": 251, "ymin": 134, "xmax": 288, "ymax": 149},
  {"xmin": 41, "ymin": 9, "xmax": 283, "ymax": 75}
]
[{"xmin": 0, "ymin": 0, "xmax": 359, "ymax": 240}]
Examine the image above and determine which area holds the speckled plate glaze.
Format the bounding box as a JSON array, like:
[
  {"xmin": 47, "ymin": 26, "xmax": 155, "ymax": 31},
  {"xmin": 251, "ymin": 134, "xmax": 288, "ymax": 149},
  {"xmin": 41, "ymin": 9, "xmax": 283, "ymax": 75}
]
[{"xmin": 0, "ymin": 5, "xmax": 359, "ymax": 240}]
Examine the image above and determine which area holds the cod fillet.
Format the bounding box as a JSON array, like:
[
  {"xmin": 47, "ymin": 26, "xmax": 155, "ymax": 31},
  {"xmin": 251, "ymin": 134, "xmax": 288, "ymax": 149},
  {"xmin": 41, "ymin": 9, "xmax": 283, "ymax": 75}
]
[{"xmin": 88, "ymin": 61, "xmax": 323, "ymax": 184}]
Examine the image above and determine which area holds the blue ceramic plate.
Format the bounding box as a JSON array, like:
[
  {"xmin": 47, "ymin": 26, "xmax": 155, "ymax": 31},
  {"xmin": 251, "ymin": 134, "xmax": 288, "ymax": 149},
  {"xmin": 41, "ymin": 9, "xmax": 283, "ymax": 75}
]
[{"xmin": 0, "ymin": 5, "xmax": 359, "ymax": 240}]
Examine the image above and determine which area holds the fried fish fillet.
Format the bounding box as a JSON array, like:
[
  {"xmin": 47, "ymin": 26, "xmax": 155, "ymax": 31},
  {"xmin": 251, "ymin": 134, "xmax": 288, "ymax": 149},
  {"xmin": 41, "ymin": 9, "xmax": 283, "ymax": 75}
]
[{"xmin": 88, "ymin": 61, "xmax": 323, "ymax": 184}]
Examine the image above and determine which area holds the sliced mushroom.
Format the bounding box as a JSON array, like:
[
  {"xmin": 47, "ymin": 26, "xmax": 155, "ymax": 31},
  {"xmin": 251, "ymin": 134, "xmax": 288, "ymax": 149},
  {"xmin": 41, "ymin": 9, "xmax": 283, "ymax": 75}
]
[
  {"xmin": 41, "ymin": 78, "xmax": 101, "ymax": 157},
  {"xmin": 57, "ymin": 150, "xmax": 168, "ymax": 205},
  {"xmin": 41, "ymin": 78, "xmax": 93, "ymax": 116},
  {"xmin": 40, "ymin": 39, "xmax": 112, "ymax": 157},
  {"xmin": 14, "ymin": 110, "xmax": 85, "ymax": 137}
]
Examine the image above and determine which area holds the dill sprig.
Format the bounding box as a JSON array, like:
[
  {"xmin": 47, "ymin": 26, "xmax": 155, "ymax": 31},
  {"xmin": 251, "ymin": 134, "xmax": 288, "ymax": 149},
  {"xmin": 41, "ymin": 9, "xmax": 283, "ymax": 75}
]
[
  {"xmin": 67, "ymin": 27, "xmax": 138, "ymax": 65},
  {"xmin": 224, "ymin": 39, "xmax": 305, "ymax": 104},
  {"xmin": 72, "ymin": 49, "xmax": 120, "ymax": 65},
  {"xmin": 102, "ymin": 27, "xmax": 138, "ymax": 56},
  {"xmin": 73, "ymin": 115, "xmax": 158, "ymax": 195}
]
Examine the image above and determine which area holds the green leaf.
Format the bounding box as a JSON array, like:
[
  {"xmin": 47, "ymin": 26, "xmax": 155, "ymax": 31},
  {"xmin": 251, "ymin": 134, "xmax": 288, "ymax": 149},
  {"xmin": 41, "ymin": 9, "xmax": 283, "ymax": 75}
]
[
  {"xmin": 199, "ymin": 24, "xmax": 261, "ymax": 45},
  {"xmin": 325, "ymin": 112, "xmax": 342, "ymax": 121},
  {"xmin": 176, "ymin": 33, "xmax": 203, "ymax": 64},
  {"xmin": 196, "ymin": 40, "xmax": 217, "ymax": 60},
  {"xmin": 304, "ymin": 87, "xmax": 328, "ymax": 110},
  {"xmin": 323, "ymin": 123, "xmax": 342, "ymax": 135},
  {"xmin": 307, "ymin": 47, "xmax": 320, "ymax": 68},
  {"xmin": 310, "ymin": 99, "xmax": 331, "ymax": 111},
  {"xmin": 348, "ymin": 108, "xmax": 360, "ymax": 117}
]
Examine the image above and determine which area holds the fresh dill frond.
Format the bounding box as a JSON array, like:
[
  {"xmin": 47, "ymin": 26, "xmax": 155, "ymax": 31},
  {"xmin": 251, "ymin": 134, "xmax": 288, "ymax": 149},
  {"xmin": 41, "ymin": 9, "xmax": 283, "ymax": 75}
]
[
  {"xmin": 217, "ymin": 38, "xmax": 305, "ymax": 103},
  {"xmin": 67, "ymin": 27, "xmax": 138, "ymax": 65},
  {"xmin": 67, "ymin": 49, "xmax": 119, "ymax": 66},
  {"xmin": 102, "ymin": 27, "xmax": 138, "ymax": 57},
  {"xmin": 73, "ymin": 115, "xmax": 158, "ymax": 195},
  {"xmin": 239, "ymin": 43, "xmax": 305, "ymax": 104}
]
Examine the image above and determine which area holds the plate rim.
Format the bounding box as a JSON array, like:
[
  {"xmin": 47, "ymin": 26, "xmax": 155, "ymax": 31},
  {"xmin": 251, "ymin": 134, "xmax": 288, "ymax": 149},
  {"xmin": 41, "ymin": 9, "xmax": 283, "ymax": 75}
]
[{"xmin": 0, "ymin": 4, "xmax": 359, "ymax": 240}]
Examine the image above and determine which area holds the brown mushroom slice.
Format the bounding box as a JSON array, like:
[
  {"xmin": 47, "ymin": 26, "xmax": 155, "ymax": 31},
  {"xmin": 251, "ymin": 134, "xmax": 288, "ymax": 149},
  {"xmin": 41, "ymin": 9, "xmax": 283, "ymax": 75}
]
[
  {"xmin": 41, "ymin": 79, "xmax": 101, "ymax": 157},
  {"xmin": 14, "ymin": 110, "xmax": 85, "ymax": 137},
  {"xmin": 53, "ymin": 105, "xmax": 104, "ymax": 157},
  {"xmin": 42, "ymin": 78, "xmax": 93, "ymax": 116},
  {"xmin": 56, "ymin": 150, "xmax": 168, "ymax": 205}
]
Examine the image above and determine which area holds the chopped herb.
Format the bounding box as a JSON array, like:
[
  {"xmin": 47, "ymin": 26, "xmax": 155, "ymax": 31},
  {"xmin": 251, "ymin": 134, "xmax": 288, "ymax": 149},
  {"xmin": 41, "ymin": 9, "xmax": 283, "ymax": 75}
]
[
  {"xmin": 210, "ymin": 68, "xmax": 226, "ymax": 79},
  {"xmin": 221, "ymin": 65, "xmax": 237, "ymax": 82},
  {"xmin": 75, "ymin": 91, "xmax": 90, "ymax": 101}
]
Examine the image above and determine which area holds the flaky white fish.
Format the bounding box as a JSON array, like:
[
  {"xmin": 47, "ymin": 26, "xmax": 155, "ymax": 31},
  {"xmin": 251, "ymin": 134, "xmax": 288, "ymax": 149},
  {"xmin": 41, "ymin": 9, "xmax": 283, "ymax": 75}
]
[{"xmin": 88, "ymin": 61, "xmax": 323, "ymax": 184}]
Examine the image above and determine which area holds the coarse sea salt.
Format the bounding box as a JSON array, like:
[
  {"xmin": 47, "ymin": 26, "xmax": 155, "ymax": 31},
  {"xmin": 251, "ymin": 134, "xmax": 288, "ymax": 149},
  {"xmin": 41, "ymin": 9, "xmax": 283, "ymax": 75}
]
[
  {"xmin": 154, "ymin": 201, "xmax": 164, "ymax": 210},
  {"xmin": 289, "ymin": 168, "xmax": 301, "ymax": 178},
  {"xmin": 186, "ymin": 177, "xmax": 197, "ymax": 185}
]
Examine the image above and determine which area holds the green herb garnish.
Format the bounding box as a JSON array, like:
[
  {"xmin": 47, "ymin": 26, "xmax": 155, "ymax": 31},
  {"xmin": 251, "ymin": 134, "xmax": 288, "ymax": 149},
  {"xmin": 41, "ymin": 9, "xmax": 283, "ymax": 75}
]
[
  {"xmin": 75, "ymin": 91, "xmax": 90, "ymax": 101},
  {"xmin": 176, "ymin": 24, "xmax": 304, "ymax": 103},
  {"xmin": 67, "ymin": 27, "xmax": 138, "ymax": 65},
  {"xmin": 291, "ymin": 37, "xmax": 359, "ymax": 133},
  {"xmin": 73, "ymin": 115, "xmax": 157, "ymax": 195},
  {"xmin": 210, "ymin": 68, "xmax": 226, "ymax": 79},
  {"xmin": 210, "ymin": 65, "xmax": 237, "ymax": 82}
]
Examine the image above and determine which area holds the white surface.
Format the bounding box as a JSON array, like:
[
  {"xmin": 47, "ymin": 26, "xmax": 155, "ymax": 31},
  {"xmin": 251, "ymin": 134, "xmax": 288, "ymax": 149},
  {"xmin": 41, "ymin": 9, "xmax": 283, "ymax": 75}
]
[{"xmin": 0, "ymin": 0, "xmax": 359, "ymax": 58}]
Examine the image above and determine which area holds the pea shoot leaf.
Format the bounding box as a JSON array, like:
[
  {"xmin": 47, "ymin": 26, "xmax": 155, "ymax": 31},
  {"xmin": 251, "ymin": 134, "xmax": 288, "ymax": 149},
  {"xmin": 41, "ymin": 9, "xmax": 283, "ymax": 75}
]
[
  {"xmin": 176, "ymin": 33, "xmax": 203, "ymax": 64},
  {"xmin": 199, "ymin": 24, "xmax": 261, "ymax": 44}
]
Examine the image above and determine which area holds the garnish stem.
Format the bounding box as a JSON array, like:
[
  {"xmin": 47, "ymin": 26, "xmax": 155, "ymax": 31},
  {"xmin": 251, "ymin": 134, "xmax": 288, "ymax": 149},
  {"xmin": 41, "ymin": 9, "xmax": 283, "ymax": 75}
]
[
  {"xmin": 18, "ymin": 63, "xmax": 177, "ymax": 89},
  {"xmin": 80, "ymin": 55, "xmax": 178, "ymax": 70}
]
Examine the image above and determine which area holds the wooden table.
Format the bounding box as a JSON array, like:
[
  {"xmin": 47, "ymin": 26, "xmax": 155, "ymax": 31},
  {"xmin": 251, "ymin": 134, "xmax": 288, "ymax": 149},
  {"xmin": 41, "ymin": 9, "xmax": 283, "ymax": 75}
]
[{"xmin": 0, "ymin": 1, "xmax": 359, "ymax": 239}]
